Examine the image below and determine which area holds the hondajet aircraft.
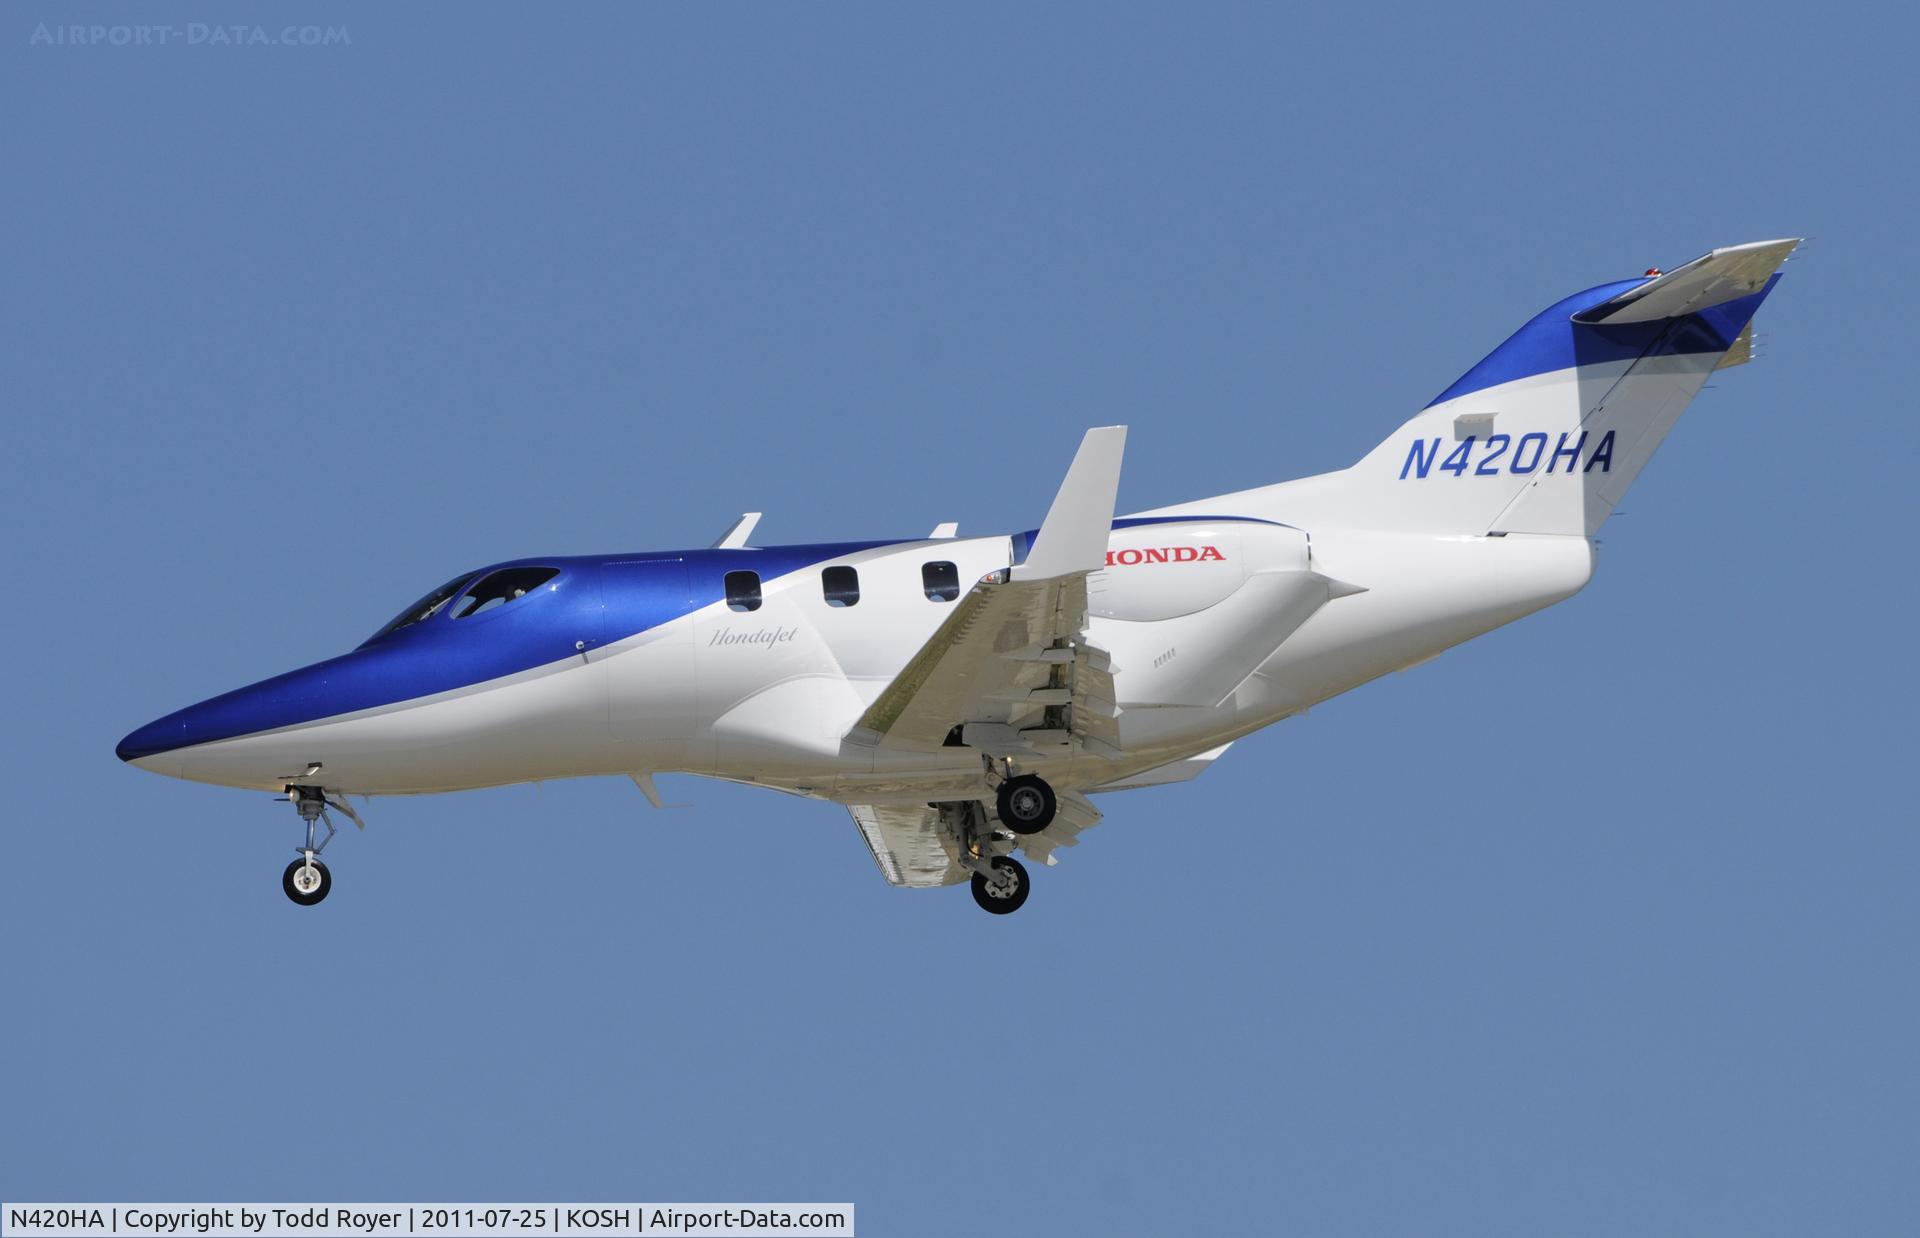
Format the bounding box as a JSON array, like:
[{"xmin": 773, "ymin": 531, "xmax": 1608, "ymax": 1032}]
[{"xmin": 120, "ymin": 239, "xmax": 1799, "ymax": 912}]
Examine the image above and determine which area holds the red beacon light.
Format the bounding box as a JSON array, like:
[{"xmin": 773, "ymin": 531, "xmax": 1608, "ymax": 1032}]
[{"xmin": 1644, "ymin": 267, "xmax": 1664, "ymax": 277}]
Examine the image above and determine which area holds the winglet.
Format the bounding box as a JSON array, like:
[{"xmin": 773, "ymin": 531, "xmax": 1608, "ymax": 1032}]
[
  {"xmin": 1014, "ymin": 426, "xmax": 1127, "ymax": 580},
  {"xmin": 712, "ymin": 512, "xmax": 762, "ymax": 550}
]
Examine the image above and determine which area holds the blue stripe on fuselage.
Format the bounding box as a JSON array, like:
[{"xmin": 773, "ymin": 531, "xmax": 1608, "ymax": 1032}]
[
  {"xmin": 1425, "ymin": 276, "xmax": 1777, "ymax": 408},
  {"xmin": 116, "ymin": 539, "xmax": 903, "ymax": 761}
]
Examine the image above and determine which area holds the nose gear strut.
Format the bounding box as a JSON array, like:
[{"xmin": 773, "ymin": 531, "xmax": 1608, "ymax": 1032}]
[{"xmin": 281, "ymin": 785, "xmax": 363, "ymax": 906}]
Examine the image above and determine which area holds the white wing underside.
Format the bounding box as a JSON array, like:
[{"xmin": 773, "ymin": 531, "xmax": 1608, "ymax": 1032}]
[
  {"xmin": 848, "ymin": 791, "xmax": 1105, "ymax": 888},
  {"xmin": 847, "ymin": 803, "xmax": 968, "ymax": 887}
]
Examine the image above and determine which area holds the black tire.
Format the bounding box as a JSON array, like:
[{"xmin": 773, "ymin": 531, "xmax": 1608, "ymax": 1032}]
[
  {"xmin": 995, "ymin": 775, "xmax": 1056, "ymax": 835},
  {"xmin": 282, "ymin": 857, "xmax": 331, "ymax": 906},
  {"xmin": 970, "ymin": 856, "xmax": 1030, "ymax": 915}
]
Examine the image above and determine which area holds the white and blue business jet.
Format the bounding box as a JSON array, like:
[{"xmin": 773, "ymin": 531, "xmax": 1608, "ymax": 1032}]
[{"xmin": 120, "ymin": 239, "xmax": 1798, "ymax": 913}]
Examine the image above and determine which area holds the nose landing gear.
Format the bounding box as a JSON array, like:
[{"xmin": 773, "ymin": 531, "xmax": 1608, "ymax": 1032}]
[
  {"xmin": 284, "ymin": 854, "xmax": 331, "ymax": 905},
  {"xmin": 282, "ymin": 786, "xmax": 361, "ymax": 906},
  {"xmin": 970, "ymin": 855, "xmax": 1030, "ymax": 914}
]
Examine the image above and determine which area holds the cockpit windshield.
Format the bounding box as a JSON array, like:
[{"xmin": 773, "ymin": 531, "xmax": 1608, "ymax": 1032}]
[
  {"xmin": 368, "ymin": 573, "xmax": 476, "ymax": 642},
  {"xmin": 451, "ymin": 567, "xmax": 560, "ymax": 618},
  {"xmin": 365, "ymin": 565, "xmax": 566, "ymax": 644}
]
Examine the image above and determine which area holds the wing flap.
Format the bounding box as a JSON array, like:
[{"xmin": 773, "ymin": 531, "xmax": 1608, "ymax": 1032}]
[
  {"xmin": 1015, "ymin": 789, "xmax": 1103, "ymax": 866},
  {"xmin": 848, "ymin": 803, "xmax": 968, "ymax": 888},
  {"xmin": 854, "ymin": 575, "xmax": 1064, "ymax": 746},
  {"xmin": 852, "ymin": 573, "xmax": 1117, "ymax": 755}
]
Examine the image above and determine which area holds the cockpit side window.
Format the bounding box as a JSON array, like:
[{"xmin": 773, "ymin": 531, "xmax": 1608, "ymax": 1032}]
[
  {"xmin": 372, "ymin": 574, "xmax": 476, "ymax": 639},
  {"xmin": 452, "ymin": 567, "xmax": 561, "ymax": 619}
]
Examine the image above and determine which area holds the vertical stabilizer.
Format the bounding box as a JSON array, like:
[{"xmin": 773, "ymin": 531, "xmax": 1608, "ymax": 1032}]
[{"xmin": 1324, "ymin": 239, "xmax": 1798, "ymax": 536}]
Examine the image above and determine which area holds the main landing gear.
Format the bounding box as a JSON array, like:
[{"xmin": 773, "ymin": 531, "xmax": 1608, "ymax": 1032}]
[
  {"xmin": 282, "ymin": 786, "xmax": 358, "ymax": 906},
  {"xmin": 995, "ymin": 773, "xmax": 1057, "ymax": 835},
  {"xmin": 944, "ymin": 768, "xmax": 1060, "ymax": 914}
]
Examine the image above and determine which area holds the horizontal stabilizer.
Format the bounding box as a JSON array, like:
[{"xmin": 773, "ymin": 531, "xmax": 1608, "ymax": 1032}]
[
  {"xmin": 1092, "ymin": 743, "xmax": 1233, "ymax": 792},
  {"xmin": 1573, "ymin": 238, "xmax": 1799, "ymax": 325}
]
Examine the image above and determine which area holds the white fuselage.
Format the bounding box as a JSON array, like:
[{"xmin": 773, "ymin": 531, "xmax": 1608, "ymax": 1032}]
[{"xmin": 128, "ymin": 480, "xmax": 1595, "ymax": 807}]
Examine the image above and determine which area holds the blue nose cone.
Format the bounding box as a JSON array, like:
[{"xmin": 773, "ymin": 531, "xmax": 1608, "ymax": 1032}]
[
  {"xmin": 115, "ymin": 644, "xmax": 421, "ymax": 768},
  {"xmin": 115, "ymin": 658, "xmax": 350, "ymax": 765},
  {"xmin": 117, "ymin": 712, "xmax": 194, "ymax": 762}
]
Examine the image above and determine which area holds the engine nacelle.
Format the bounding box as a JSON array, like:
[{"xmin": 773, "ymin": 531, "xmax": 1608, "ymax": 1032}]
[
  {"xmin": 1092, "ymin": 519, "xmax": 1337, "ymax": 711},
  {"xmin": 1088, "ymin": 520, "xmax": 1312, "ymax": 622}
]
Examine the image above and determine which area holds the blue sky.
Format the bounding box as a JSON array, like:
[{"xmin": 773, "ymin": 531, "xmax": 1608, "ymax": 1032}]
[{"xmin": 4, "ymin": 3, "xmax": 1915, "ymax": 1234}]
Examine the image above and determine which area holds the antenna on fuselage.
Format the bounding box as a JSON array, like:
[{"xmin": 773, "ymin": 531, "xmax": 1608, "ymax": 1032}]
[{"xmin": 712, "ymin": 512, "xmax": 762, "ymax": 550}]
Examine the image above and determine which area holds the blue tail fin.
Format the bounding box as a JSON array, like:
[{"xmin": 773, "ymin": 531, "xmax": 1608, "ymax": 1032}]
[{"xmin": 1338, "ymin": 239, "xmax": 1798, "ymax": 536}]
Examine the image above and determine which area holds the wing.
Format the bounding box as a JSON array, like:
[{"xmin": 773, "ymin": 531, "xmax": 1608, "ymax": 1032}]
[
  {"xmin": 848, "ymin": 427, "xmax": 1126, "ymax": 759},
  {"xmin": 847, "ymin": 803, "xmax": 968, "ymax": 887},
  {"xmin": 1013, "ymin": 788, "xmax": 1103, "ymax": 866},
  {"xmin": 847, "ymin": 791, "xmax": 1105, "ymax": 887},
  {"xmin": 850, "ymin": 572, "xmax": 1120, "ymax": 756}
]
